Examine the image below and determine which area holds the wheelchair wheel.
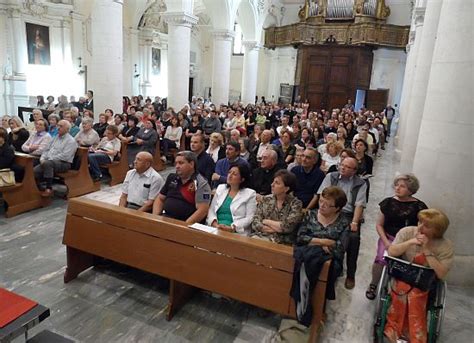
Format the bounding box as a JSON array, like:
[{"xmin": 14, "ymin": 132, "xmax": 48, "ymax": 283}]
[
  {"xmin": 373, "ymin": 266, "xmax": 391, "ymax": 343},
  {"xmin": 427, "ymin": 281, "xmax": 447, "ymax": 343}
]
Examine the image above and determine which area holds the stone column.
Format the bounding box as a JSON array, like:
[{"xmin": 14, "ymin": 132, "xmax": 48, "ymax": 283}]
[
  {"xmin": 10, "ymin": 10, "xmax": 27, "ymax": 77},
  {"xmin": 139, "ymin": 29, "xmax": 153, "ymax": 97},
  {"xmin": 89, "ymin": 0, "xmax": 123, "ymax": 114},
  {"xmin": 241, "ymin": 41, "xmax": 260, "ymax": 105},
  {"xmin": 129, "ymin": 28, "xmax": 140, "ymax": 96},
  {"xmin": 163, "ymin": 12, "xmax": 197, "ymax": 109},
  {"xmin": 266, "ymin": 49, "xmax": 279, "ymax": 102},
  {"xmin": 400, "ymin": 1, "xmax": 442, "ymax": 172},
  {"xmin": 395, "ymin": 18, "xmax": 423, "ymax": 157},
  {"xmin": 211, "ymin": 29, "xmax": 234, "ymax": 108},
  {"xmin": 412, "ymin": 0, "xmax": 473, "ymax": 286}
]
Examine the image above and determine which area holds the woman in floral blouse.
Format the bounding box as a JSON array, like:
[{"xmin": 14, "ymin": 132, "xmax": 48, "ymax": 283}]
[
  {"xmin": 250, "ymin": 170, "xmax": 303, "ymax": 245},
  {"xmin": 296, "ymin": 186, "xmax": 350, "ymax": 298}
]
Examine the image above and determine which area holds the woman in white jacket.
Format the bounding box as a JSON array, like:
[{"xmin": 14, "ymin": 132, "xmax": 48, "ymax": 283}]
[{"xmin": 207, "ymin": 163, "xmax": 256, "ymax": 235}]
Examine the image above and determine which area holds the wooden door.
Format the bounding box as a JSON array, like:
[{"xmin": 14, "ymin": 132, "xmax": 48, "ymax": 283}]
[{"xmin": 366, "ymin": 89, "xmax": 389, "ymax": 113}]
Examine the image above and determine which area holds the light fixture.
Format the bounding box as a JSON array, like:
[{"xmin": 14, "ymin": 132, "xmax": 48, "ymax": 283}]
[
  {"xmin": 78, "ymin": 57, "xmax": 85, "ymax": 75},
  {"xmin": 134, "ymin": 64, "xmax": 140, "ymax": 78}
]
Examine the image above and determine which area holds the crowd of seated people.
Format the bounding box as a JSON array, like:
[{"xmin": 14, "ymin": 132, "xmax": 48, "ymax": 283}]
[{"xmin": 0, "ymin": 94, "xmax": 454, "ymax": 342}]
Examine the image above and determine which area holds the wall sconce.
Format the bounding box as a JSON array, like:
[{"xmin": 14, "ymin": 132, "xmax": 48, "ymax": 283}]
[
  {"xmin": 78, "ymin": 57, "xmax": 86, "ymax": 75},
  {"xmin": 134, "ymin": 64, "xmax": 140, "ymax": 78}
]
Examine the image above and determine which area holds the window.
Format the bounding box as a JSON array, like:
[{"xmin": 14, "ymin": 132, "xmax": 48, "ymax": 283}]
[{"xmin": 233, "ymin": 22, "xmax": 244, "ymax": 55}]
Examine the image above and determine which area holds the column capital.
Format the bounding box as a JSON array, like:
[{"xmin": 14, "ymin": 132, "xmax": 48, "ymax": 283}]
[
  {"xmin": 414, "ymin": 7, "xmax": 426, "ymax": 26},
  {"xmin": 211, "ymin": 29, "xmax": 235, "ymax": 41},
  {"xmin": 163, "ymin": 12, "xmax": 198, "ymax": 28},
  {"xmin": 242, "ymin": 41, "xmax": 262, "ymax": 51}
]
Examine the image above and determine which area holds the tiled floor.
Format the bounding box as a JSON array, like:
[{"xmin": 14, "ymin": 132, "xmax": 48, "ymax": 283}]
[{"xmin": 0, "ymin": 143, "xmax": 472, "ymax": 342}]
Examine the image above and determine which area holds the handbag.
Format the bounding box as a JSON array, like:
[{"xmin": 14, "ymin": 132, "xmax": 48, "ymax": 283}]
[
  {"xmin": 0, "ymin": 168, "xmax": 16, "ymax": 187},
  {"xmin": 385, "ymin": 255, "xmax": 436, "ymax": 292}
]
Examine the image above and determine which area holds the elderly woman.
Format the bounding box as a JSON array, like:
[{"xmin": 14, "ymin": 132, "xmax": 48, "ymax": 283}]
[
  {"xmin": 21, "ymin": 119, "xmax": 51, "ymax": 156},
  {"xmin": 384, "ymin": 209, "xmax": 453, "ymax": 343},
  {"xmin": 8, "ymin": 116, "xmax": 29, "ymax": 152},
  {"xmin": 250, "ymin": 170, "xmax": 303, "ymax": 244},
  {"xmin": 206, "ymin": 132, "xmax": 225, "ymax": 163},
  {"xmin": 93, "ymin": 113, "xmax": 109, "ymax": 138},
  {"xmin": 365, "ymin": 174, "xmax": 428, "ymax": 300},
  {"xmin": 128, "ymin": 119, "xmax": 158, "ymax": 166},
  {"xmin": 296, "ymin": 186, "xmax": 350, "ymax": 299},
  {"xmin": 88, "ymin": 125, "xmax": 121, "ymax": 181},
  {"xmin": 321, "ymin": 141, "xmax": 343, "ymax": 173},
  {"xmin": 75, "ymin": 117, "xmax": 100, "ymax": 147},
  {"xmin": 207, "ymin": 163, "xmax": 256, "ymax": 235},
  {"xmin": 47, "ymin": 113, "xmax": 60, "ymax": 137},
  {"xmin": 2, "ymin": 115, "xmax": 12, "ymax": 133}
]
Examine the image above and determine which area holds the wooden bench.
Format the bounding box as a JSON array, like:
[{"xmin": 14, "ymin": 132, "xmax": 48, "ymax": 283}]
[
  {"xmin": 152, "ymin": 140, "xmax": 165, "ymax": 172},
  {"xmin": 100, "ymin": 142, "xmax": 129, "ymax": 186},
  {"xmin": 57, "ymin": 148, "xmax": 100, "ymax": 199},
  {"xmin": 1, "ymin": 153, "xmax": 50, "ymax": 218},
  {"xmin": 62, "ymin": 198, "xmax": 330, "ymax": 342}
]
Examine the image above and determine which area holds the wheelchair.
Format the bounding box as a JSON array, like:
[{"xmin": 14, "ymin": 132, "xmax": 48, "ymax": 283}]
[{"xmin": 373, "ymin": 256, "xmax": 447, "ymax": 343}]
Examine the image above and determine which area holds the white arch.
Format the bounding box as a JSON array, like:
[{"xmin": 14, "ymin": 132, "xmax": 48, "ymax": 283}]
[{"xmin": 237, "ymin": 0, "xmax": 258, "ymax": 41}]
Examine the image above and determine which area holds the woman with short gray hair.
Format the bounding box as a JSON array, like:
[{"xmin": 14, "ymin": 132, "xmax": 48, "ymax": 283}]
[
  {"xmin": 365, "ymin": 173, "xmax": 428, "ymax": 300},
  {"xmin": 75, "ymin": 117, "xmax": 100, "ymax": 147}
]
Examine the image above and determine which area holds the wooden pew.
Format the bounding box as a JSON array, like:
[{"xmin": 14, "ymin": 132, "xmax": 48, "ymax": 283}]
[
  {"xmin": 100, "ymin": 142, "xmax": 129, "ymax": 186},
  {"xmin": 1, "ymin": 153, "xmax": 50, "ymax": 218},
  {"xmin": 57, "ymin": 147, "xmax": 100, "ymax": 198},
  {"xmin": 152, "ymin": 139, "xmax": 165, "ymax": 171},
  {"xmin": 62, "ymin": 198, "xmax": 330, "ymax": 342}
]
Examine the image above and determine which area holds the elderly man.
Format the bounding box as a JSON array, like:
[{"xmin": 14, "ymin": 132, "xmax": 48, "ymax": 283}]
[
  {"xmin": 203, "ymin": 110, "xmax": 222, "ymax": 138},
  {"xmin": 290, "ymin": 147, "xmax": 325, "ymax": 209},
  {"xmin": 212, "ymin": 141, "xmax": 250, "ymax": 187},
  {"xmin": 26, "ymin": 109, "xmax": 44, "ymax": 133},
  {"xmin": 313, "ymin": 156, "xmax": 367, "ymax": 290},
  {"xmin": 276, "ymin": 115, "xmax": 292, "ymax": 136},
  {"xmin": 190, "ymin": 133, "xmax": 215, "ymax": 183},
  {"xmin": 152, "ymin": 151, "xmax": 211, "ymax": 224},
  {"xmin": 34, "ymin": 119, "xmax": 77, "ymax": 197},
  {"xmin": 119, "ymin": 152, "xmax": 164, "ymax": 212},
  {"xmin": 252, "ymin": 149, "xmax": 282, "ymax": 196}
]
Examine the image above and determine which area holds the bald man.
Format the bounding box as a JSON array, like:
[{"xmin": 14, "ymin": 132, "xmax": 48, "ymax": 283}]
[
  {"xmin": 252, "ymin": 149, "xmax": 282, "ymax": 196},
  {"xmin": 119, "ymin": 151, "xmax": 164, "ymax": 212}
]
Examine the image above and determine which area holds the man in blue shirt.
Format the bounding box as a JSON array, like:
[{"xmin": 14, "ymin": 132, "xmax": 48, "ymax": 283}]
[
  {"xmin": 212, "ymin": 141, "xmax": 250, "ymax": 187},
  {"xmin": 290, "ymin": 147, "xmax": 325, "ymax": 209}
]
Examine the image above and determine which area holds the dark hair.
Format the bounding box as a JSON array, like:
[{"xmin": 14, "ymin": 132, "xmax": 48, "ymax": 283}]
[
  {"xmin": 321, "ymin": 186, "xmax": 347, "ymax": 212},
  {"xmin": 143, "ymin": 119, "xmax": 157, "ymax": 130},
  {"xmin": 177, "ymin": 150, "xmax": 198, "ymax": 172},
  {"xmin": 105, "ymin": 124, "xmax": 119, "ymax": 135},
  {"xmin": 354, "ymin": 138, "xmax": 369, "ymax": 151},
  {"xmin": 274, "ymin": 169, "xmax": 297, "ymax": 194},
  {"xmin": 228, "ymin": 162, "xmax": 251, "ymax": 189},
  {"xmin": 0, "ymin": 127, "xmax": 8, "ymax": 141},
  {"xmin": 37, "ymin": 118, "xmax": 49, "ymax": 131},
  {"xmin": 127, "ymin": 115, "xmax": 139, "ymax": 126},
  {"xmin": 105, "ymin": 108, "xmax": 114, "ymax": 116},
  {"xmin": 340, "ymin": 148, "xmax": 356, "ymax": 158},
  {"xmin": 87, "ymin": 90, "xmax": 94, "ymax": 97},
  {"xmin": 114, "ymin": 113, "xmax": 124, "ymax": 121},
  {"xmin": 192, "ymin": 133, "xmax": 205, "ymax": 144},
  {"xmin": 226, "ymin": 141, "xmax": 241, "ymax": 153}
]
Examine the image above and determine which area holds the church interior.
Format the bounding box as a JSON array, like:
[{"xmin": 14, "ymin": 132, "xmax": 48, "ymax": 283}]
[{"xmin": 0, "ymin": 0, "xmax": 472, "ymax": 342}]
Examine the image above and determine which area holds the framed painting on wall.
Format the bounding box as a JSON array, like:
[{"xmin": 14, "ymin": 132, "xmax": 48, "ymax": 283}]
[
  {"xmin": 152, "ymin": 48, "xmax": 160, "ymax": 75},
  {"xmin": 26, "ymin": 23, "xmax": 51, "ymax": 65}
]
